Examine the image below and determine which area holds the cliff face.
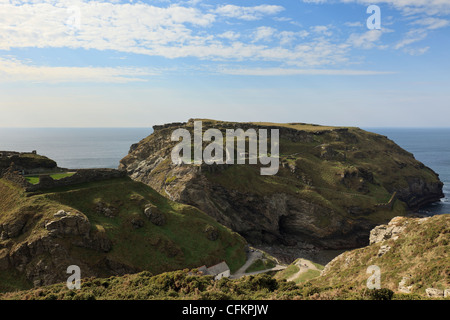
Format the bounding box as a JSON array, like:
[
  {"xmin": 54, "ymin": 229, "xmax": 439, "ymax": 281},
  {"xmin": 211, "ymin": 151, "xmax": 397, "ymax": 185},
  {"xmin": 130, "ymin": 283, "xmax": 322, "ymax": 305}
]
[
  {"xmin": 119, "ymin": 119, "xmax": 444, "ymax": 251},
  {"xmin": 0, "ymin": 174, "xmax": 246, "ymax": 290}
]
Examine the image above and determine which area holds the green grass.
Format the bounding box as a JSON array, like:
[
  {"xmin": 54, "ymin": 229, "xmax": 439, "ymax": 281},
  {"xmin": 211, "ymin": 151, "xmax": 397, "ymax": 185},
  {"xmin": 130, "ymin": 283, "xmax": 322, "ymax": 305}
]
[
  {"xmin": 0, "ymin": 177, "xmax": 247, "ymax": 292},
  {"xmin": 275, "ymin": 264, "xmax": 300, "ymax": 280},
  {"xmin": 43, "ymin": 178, "xmax": 247, "ymax": 274},
  {"xmin": 25, "ymin": 172, "xmax": 75, "ymax": 184},
  {"xmin": 294, "ymin": 269, "xmax": 322, "ymax": 284},
  {"xmin": 310, "ymin": 214, "xmax": 450, "ymax": 297},
  {"xmin": 245, "ymin": 259, "xmax": 276, "ymax": 273}
]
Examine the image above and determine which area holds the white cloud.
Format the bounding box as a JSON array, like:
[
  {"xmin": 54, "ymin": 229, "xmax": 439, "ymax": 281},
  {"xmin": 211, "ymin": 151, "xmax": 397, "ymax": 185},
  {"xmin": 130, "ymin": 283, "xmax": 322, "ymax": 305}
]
[
  {"xmin": 310, "ymin": 25, "xmax": 333, "ymax": 36},
  {"xmin": 402, "ymin": 46, "xmax": 430, "ymax": 55},
  {"xmin": 412, "ymin": 17, "xmax": 450, "ymax": 29},
  {"xmin": 253, "ymin": 26, "xmax": 276, "ymax": 42},
  {"xmin": 220, "ymin": 67, "xmax": 395, "ymax": 76},
  {"xmin": 0, "ymin": 1, "xmax": 348, "ymax": 68},
  {"xmin": 303, "ymin": 0, "xmax": 450, "ymax": 15},
  {"xmin": 345, "ymin": 21, "xmax": 364, "ymax": 27},
  {"xmin": 394, "ymin": 29, "xmax": 428, "ymax": 49},
  {"xmin": 217, "ymin": 31, "xmax": 241, "ymax": 40},
  {"xmin": 348, "ymin": 30, "xmax": 384, "ymax": 49},
  {"xmin": 0, "ymin": 57, "xmax": 156, "ymax": 83},
  {"xmin": 214, "ymin": 4, "xmax": 284, "ymax": 21},
  {"xmin": 278, "ymin": 30, "xmax": 309, "ymax": 45}
]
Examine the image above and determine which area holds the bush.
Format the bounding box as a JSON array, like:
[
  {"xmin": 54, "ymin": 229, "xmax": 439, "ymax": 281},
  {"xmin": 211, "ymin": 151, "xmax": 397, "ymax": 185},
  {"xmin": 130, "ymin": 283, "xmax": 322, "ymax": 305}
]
[{"xmin": 363, "ymin": 288, "xmax": 394, "ymax": 300}]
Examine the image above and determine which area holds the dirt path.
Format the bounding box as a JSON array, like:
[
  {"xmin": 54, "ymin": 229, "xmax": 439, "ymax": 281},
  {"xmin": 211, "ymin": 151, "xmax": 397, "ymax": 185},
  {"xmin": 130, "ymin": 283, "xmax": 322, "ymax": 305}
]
[
  {"xmin": 287, "ymin": 258, "xmax": 321, "ymax": 282},
  {"xmin": 230, "ymin": 249, "xmax": 286, "ymax": 279}
]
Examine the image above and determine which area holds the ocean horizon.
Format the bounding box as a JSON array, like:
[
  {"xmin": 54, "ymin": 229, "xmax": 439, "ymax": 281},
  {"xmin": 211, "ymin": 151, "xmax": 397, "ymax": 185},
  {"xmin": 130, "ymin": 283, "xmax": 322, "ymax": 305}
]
[{"xmin": 1, "ymin": 126, "xmax": 449, "ymax": 215}]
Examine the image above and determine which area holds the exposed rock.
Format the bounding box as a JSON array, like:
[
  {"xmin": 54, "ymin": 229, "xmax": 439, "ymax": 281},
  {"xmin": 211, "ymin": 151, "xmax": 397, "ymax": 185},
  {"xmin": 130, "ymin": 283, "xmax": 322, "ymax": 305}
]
[
  {"xmin": 44, "ymin": 213, "xmax": 91, "ymax": 237},
  {"xmin": 1, "ymin": 216, "xmax": 28, "ymax": 239},
  {"xmin": 204, "ymin": 225, "xmax": 219, "ymax": 241},
  {"xmin": 426, "ymin": 288, "xmax": 444, "ymax": 298},
  {"xmin": 94, "ymin": 202, "xmax": 118, "ymax": 218},
  {"xmin": 369, "ymin": 216, "xmax": 407, "ymax": 245},
  {"xmin": 144, "ymin": 204, "xmax": 166, "ymax": 226},
  {"xmin": 131, "ymin": 217, "xmax": 145, "ymax": 229},
  {"xmin": 377, "ymin": 245, "xmax": 391, "ymax": 257},
  {"xmin": 398, "ymin": 276, "xmax": 413, "ymax": 293},
  {"xmin": 445, "ymin": 289, "xmax": 450, "ymax": 298},
  {"xmin": 54, "ymin": 210, "xmax": 68, "ymax": 218},
  {"xmin": 119, "ymin": 119, "xmax": 444, "ymax": 253}
]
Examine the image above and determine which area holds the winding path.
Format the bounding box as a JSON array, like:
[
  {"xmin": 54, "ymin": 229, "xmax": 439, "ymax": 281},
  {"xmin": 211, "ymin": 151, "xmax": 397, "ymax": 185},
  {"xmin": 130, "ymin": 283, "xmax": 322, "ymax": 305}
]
[
  {"xmin": 230, "ymin": 250, "xmax": 286, "ymax": 279},
  {"xmin": 286, "ymin": 258, "xmax": 321, "ymax": 282}
]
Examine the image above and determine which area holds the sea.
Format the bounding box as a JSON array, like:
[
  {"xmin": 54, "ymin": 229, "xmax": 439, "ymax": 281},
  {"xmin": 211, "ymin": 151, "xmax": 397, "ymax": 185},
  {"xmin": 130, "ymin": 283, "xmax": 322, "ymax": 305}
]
[{"xmin": 0, "ymin": 127, "xmax": 449, "ymax": 215}]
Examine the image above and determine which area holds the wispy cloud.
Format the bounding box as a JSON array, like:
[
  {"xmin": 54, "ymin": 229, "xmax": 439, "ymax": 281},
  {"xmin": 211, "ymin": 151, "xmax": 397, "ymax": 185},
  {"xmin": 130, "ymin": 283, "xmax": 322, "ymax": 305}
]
[
  {"xmin": 0, "ymin": 57, "xmax": 157, "ymax": 83},
  {"xmin": 303, "ymin": 0, "xmax": 450, "ymax": 15},
  {"xmin": 213, "ymin": 4, "xmax": 284, "ymax": 21},
  {"xmin": 220, "ymin": 67, "xmax": 395, "ymax": 76}
]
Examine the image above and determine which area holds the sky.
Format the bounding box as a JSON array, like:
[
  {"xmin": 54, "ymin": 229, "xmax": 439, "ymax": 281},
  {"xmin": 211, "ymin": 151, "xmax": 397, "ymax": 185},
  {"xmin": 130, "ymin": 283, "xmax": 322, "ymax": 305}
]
[{"xmin": 0, "ymin": 0, "xmax": 449, "ymax": 128}]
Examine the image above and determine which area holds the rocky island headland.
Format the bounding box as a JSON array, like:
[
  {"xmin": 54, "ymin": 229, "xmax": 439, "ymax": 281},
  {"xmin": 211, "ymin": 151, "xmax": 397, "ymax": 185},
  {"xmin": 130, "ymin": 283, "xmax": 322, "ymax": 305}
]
[
  {"xmin": 120, "ymin": 119, "xmax": 444, "ymax": 261},
  {"xmin": 0, "ymin": 120, "xmax": 446, "ymax": 298}
]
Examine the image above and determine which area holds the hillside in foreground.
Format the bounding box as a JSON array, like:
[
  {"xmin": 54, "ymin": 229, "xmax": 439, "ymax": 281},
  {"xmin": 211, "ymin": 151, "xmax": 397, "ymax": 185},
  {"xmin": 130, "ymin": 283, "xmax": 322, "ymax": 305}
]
[
  {"xmin": 1, "ymin": 214, "xmax": 448, "ymax": 300},
  {"xmin": 0, "ymin": 175, "xmax": 246, "ymax": 292},
  {"xmin": 308, "ymin": 213, "xmax": 449, "ymax": 299}
]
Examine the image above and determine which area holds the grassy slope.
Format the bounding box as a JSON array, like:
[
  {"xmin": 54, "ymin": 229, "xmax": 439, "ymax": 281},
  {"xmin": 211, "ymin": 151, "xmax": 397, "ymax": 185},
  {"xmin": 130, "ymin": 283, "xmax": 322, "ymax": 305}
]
[
  {"xmin": 309, "ymin": 214, "xmax": 450, "ymax": 299},
  {"xmin": 274, "ymin": 259, "xmax": 325, "ymax": 285},
  {"xmin": 25, "ymin": 172, "xmax": 75, "ymax": 184},
  {"xmin": 1, "ymin": 214, "xmax": 448, "ymax": 300},
  {"xmin": 0, "ymin": 177, "xmax": 247, "ymax": 292},
  {"xmin": 199, "ymin": 121, "xmax": 441, "ymax": 225},
  {"xmin": 0, "ymin": 153, "xmax": 57, "ymax": 170}
]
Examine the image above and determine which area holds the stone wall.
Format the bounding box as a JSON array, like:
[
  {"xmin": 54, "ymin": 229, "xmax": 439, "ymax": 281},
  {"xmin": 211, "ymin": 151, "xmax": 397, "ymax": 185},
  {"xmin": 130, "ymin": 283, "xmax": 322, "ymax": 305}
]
[
  {"xmin": 375, "ymin": 192, "xmax": 397, "ymax": 210},
  {"xmin": 2, "ymin": 168, "xmax": 127, "ymax": 192}
]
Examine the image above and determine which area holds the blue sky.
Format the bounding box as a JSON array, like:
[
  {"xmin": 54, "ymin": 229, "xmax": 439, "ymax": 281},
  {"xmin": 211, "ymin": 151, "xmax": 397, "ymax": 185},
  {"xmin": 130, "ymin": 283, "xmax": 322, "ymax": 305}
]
[{"xmin": 0, "ymin": 0, "xmax": 449, "ymax": 127}]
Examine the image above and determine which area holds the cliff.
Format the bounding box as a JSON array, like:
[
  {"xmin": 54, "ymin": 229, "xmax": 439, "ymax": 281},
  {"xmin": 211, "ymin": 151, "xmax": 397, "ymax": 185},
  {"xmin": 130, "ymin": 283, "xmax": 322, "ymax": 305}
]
[
  {"xmin": 119, "ymin": 119, "xmax": 444, "ymax": 253},
  {"xmin": 0, "ymin": 174, "xmax": 246, "ymax": 291},
  {"xmin": 0, "ymin": 151, "xmax": 57, "ymax": 176}
]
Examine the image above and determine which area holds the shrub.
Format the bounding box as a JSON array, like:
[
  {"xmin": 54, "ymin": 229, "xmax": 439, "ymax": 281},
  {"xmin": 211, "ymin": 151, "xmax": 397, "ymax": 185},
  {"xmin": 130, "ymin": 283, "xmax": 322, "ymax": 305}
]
[{"xmin": 363, "ymin": 288, "xmax": 394, "ymax": 300}]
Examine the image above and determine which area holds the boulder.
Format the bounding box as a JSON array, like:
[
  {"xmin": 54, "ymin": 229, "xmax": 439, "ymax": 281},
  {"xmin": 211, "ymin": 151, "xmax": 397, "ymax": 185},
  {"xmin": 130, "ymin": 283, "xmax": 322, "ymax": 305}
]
[
  {"xmin": 45, "ymin": 213, "xmax": 90, "ymax": 237},
  {"xmin": 95, "ymin": 202, "xmax": 117, "ymax": 218},
  {"xmin": 369, "ymin": 217, "xmax": 407, "ymax": 244},
  {"xmin": 54, "ymin": 210, "xmax": 68, "ymax": 217},
  {"xmin": 204, "ymin": 225, "xmax": 219, "ymax": 241},
  {"xmin": 131, "ymin": 217, "xmax": 145, "ymax": 229},
  {"xmin": 377, "ymin": 245, "xmax": 391, "ymax": 257},
  {"xmin": 398, "ymin": 276, "xmax": 413, "ymax": 294},
  {"xmin": 426, "ymin": 288, "xmax": 444, "ymax": 298},
  {"xmin": 144, "ymin": 204, "xmax": 166, "ymax": 226}
]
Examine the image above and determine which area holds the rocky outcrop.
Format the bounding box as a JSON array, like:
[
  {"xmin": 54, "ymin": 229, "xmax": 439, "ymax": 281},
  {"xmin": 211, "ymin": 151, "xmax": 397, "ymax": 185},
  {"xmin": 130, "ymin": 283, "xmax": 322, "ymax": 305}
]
[
  {"xmin": 119, "ymin": 119, "xmax": 444, "ymax": 254},
  {"xmin": 44, "ymin": 211, "xmax": 91, "ymax": 237},
  {"xmin": 0, "ymin": 151, "xmax": 57, "ymax": 176},
  {"xmin": 0, "ymin": 209, "xmax": 116, "ymax": 286},
  {"xmin": 319, "ymin": 215, "xmax": 449, "ymax": 298},
  {"xmin": 144, "ymin": 204, "xmax": 166, "ymax": 226},
  {"xmin": 369, "ymin": 216, "xmax": 408, "ymax": 244}
]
